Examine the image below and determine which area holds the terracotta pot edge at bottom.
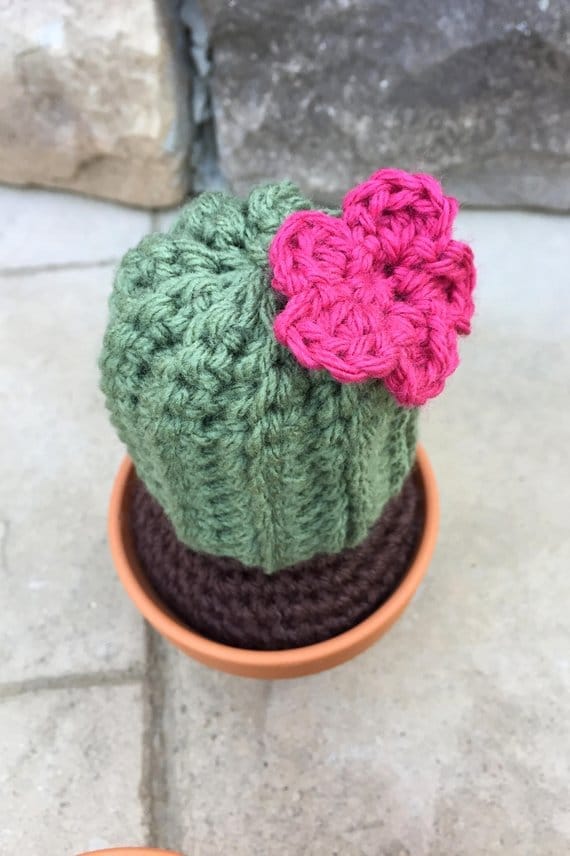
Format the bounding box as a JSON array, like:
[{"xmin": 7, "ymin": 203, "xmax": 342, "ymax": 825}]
[{"xmin": 77, "ymin": 847, "xmax": 184, "ymax": 856}]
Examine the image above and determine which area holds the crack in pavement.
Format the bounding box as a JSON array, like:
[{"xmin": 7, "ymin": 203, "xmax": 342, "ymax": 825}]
[{"xmin": 0, "ymin": 667, "xmax": 144, "ymax": 700}]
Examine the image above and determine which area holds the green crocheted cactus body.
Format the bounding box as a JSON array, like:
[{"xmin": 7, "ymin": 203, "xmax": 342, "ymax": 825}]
[{"xmin": 100, "ymin": 182, "xmax": 417, "ymax": 572}]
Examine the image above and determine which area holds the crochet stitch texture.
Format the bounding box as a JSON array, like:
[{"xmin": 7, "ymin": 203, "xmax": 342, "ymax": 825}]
[
  {"xmin": 270, "ymin": 169, "xmax": 475, "ymax": 406},
  {"xmin": 129, "ymin": 468, "xmax": 423, "ymax": 649},
  {"xmin": 100, "ymin": 181, "xmax": 417, "ymax": 572}
]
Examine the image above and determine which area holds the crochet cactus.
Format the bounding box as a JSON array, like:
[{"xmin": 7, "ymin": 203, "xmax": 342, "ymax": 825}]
[{"xmin": 100, "ymin": 170, "xmax": 475, "ymax": 572}]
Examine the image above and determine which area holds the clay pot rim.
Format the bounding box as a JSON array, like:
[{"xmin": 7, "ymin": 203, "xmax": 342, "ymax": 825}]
[
  {"xmin": 78, "ymin": 849, "xmax": 183, "ymax": 855},
  {"xmin": 109, "ymin": 445, "xmax": 439, "ymax": 679}
]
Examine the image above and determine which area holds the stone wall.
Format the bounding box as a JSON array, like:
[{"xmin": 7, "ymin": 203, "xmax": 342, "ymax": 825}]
[
  {"xmin": 207, "ymin": 0, "xmax": 570, "ymax": 209},
  {"xmin": 0, "ymin": 1, "xmax": 192, "ymax": 207},
  {"xmin": 1, "ymin": 0, "xmax": 569, "ymax": 209}
]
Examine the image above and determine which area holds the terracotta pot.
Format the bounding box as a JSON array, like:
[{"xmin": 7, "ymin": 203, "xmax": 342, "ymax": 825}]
[
  {"xmin": 79, "ymin": 850, "xmax": 182, "ymax": 856},
  {"xmin": 108, "ymin": 446, "xmax": 439, "ymax": 679}
]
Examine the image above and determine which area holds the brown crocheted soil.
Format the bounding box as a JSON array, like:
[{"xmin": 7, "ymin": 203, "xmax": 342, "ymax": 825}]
[{"xmin": 129, "ymin": 469, "xmax": 425, "ymax": 650}]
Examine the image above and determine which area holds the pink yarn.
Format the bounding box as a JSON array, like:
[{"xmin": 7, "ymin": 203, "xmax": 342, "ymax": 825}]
[{"xmin": 269, "ymin": 169, "xmax": 476, "ymax": 406}]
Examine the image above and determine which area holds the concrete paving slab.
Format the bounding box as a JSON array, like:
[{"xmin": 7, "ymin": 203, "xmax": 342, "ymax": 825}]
[
  {"xmin": 0, "ymin": 186, "xmax": 151, "ymax": 271},
  {"xmin": 1, "ymin": 182, "xmax": 568, "ymax": 855},
  {"xmin": 156, "ymin": 205, "xmax": 184, "ymax": 233},
  {"xmin": 0, "ymin": 266, "xmax": 144, "ymax": 683},
  {"xmin": 0, "ymin": 682, "xmax": 146, "ymax": 856}
]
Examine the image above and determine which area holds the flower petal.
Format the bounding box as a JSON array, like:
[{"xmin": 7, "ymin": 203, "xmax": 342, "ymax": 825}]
[
  {"xmin": 270, "ymin": 169, "xmax": 476, "ymax": 406},
  {"xmin": 269, "ymin": 209, "xmax": 352, "ymax": 297}
]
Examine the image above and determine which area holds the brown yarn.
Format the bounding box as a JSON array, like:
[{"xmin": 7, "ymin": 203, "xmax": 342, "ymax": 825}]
[{"xmin": 129, "ymin": 468, "xmax": 424, "ymax": 650}]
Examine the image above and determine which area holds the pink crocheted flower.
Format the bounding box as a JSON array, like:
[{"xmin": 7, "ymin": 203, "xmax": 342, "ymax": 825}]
[{"xmin": 269, "ymin": 169, "xmax": 476, "ymax": 406}]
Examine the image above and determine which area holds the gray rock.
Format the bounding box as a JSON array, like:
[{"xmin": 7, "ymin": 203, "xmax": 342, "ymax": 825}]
[
  {"xmin": 207, "ymin": 0, "xmax": 570, "ymax": 208},
  {"xmin": 0, "ymin": 1, "xmax": 192, "ymax": 207}
]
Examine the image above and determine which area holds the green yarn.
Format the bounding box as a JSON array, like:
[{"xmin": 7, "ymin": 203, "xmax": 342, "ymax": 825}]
[{"xmin": 100, "ymin": 182, "xmax": 417, "ymax": 573}]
